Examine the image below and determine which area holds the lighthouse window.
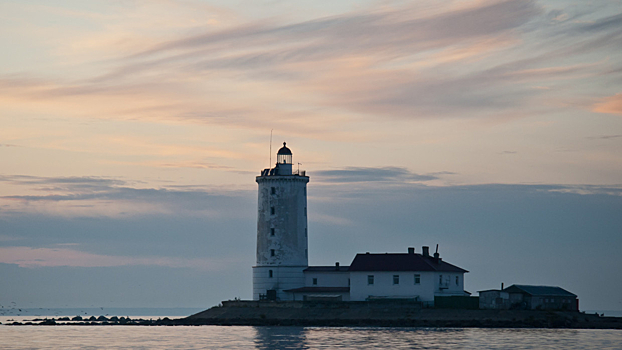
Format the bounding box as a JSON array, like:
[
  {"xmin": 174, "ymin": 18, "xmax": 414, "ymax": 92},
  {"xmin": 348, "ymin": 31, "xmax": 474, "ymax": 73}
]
[
  {"xmin": 271, "ymin": 187, "xmax": 276, "ymax": 195},
  {"xmin": 269, "ymin": 270, "xmax": 273, "ymax": 278},
  {"xmin": 305, "ymin": 249, "xmax": 308, "ymax": 258},
  {"xmin": 270, "ymin": 228, "xmax": 275, "ymax": 236},
  {"xmin": 270, "ymin": 207, "xmax": 275, "ymax": 215},
  {"xmin": 304, "ymin": 207, "xmax": 307, "ymax": 216},
  {"xmin": 270, "ymin": 249, "xmax": 275, "ymax": 257},
  {"xmin": 305, "ymin": 228, "xmax": 307, "ymax": 237},
  {"xmin": 313, "ymin": 278, "xmax": 317, "ymax": 285},
  {"xmin": 368, "ymin": 275, "xmax": 374, "ymax": 285},
  {"xmin": 303, "ymin": 187, "xmax": 306, "ymax": 195}
]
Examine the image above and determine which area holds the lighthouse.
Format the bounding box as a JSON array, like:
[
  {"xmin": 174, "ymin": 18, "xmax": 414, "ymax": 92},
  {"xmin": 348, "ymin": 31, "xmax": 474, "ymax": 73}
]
[{"xmin": 253, "ymin": 142, "xmax": 309, "ymax": 300}]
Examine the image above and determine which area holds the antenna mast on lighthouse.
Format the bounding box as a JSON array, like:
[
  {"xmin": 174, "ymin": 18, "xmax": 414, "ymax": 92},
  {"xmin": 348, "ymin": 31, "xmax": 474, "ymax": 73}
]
[{"xmin": 269, "ymin": 129, "xmax": 273, "ymax": 168}]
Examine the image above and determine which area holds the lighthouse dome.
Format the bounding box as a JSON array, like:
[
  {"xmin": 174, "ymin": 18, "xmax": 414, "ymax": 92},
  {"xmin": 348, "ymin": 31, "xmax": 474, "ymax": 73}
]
[{"xmin": 277, "ymin": 142, "xmax": 292, "ymax": 155}]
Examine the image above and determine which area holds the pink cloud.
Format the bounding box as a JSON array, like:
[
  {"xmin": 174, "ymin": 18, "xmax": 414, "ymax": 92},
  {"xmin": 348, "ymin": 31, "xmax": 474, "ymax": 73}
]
[
  {"xmin": 0, "ymin": 246, "xmax": 232, "ymax": 271},
  {"xmin": 593, "ymin": 93, "xmax": 622, "ymax": 116}
]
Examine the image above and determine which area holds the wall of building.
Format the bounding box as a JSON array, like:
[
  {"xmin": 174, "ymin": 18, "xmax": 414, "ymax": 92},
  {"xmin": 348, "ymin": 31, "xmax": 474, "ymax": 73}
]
[
  {"xmin": 256, "ymin": 176, "xmax": 309, "ymax": 267},
  {"xmin": 527, "ymin": 296, "xmax": 578, "ymax": 311},
  {"xmin": 479, "ymin": 291, "xmax": 510, "ymax": 309},
  {"xmin": 349, "ymin": 271, "xmax": 437, "ymax": 303},
  {"xmin": 434, "ymin": 271, "xmax": 466, "ymax": 296},
  {"xmin": 304, "ymin": 271, "xmax": 350, "ymax": 288}
]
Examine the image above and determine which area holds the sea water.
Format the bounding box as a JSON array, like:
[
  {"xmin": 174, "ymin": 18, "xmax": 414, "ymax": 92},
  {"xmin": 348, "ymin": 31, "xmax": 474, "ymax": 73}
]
[
  {"xmin": 1, "ymin": 308, "xmax": 622, "ymax": 349},
  {"xmin": 1, "ymin": 326, "xmax": 621, "ymax": 349}
]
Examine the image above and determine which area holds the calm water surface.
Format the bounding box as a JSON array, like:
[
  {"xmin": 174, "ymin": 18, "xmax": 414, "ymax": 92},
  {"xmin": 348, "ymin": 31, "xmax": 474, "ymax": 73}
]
[{"xmin": 1, "ymin": 326, "xmax": 621, "ymax": 349}]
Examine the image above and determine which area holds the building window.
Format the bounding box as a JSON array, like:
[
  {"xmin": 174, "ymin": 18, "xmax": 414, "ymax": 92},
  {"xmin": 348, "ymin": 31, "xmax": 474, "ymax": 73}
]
[
  {"xmin": 269, "ymin": 270, "xmax": 273, "ymax": 278},
  {"xmin": 305, "ymin": 249, "xmax": 308, "ymax": 258},
  {"xmin": 439, "ymin": 275, "xmax": 443, "ymax": 285},
  {"xmin": 414, "ymin": 274, "xmax": 421, "ymax": 285},
  {"xmin": 270, "ymin": 207, "xmax": 275, "ymax": 215},
  {"xmin": 368, "ymin": 275, "xmax": 374, "ymax": 285},
  {"xmin": 304, "ymin": 207, "xmax": 307, "ymax": 216},
  {"xmin": 348, "ymin": 278, "xmax": 350, "ymax": 286},
  {"xmin": 313, "ymin": 278, "xmax": 318, "ymax": 285},
  {"xmin": 270, "ymin": 249, "xmax": 275, "ymax": 257},
  {"xmin": 270, "ymin": 228, "xmax": 275, "ymax": 236},
  {"xmin": 456, "ymin": 276, "xmax": 459, "ymax": 285},
  {"xmin": 271, "ymin": 187, "xmax": 276, "ymax": 195},
  {"xmin": 393, "ymin": 275, "xmax": 400, "ymax": 285}
]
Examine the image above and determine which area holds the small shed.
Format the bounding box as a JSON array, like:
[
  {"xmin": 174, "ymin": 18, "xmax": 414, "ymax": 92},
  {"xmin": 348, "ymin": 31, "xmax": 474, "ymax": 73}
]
[
  {"xmin": 504, "ymin": 285, "xmax": 578, "ymax": 311},
  {"xmin": 480, "ymin": 285, "xmax": 578, "ymax": 311}
]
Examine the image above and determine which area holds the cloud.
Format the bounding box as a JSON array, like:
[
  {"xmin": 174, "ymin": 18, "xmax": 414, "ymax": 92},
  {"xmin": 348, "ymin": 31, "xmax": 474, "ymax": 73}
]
[
  {"xmin": 578, "ymin": 13, "xmax": 622, "ymax": 33},
  {"xmin": 3, "ymin": 0, "xmax": 621, "ymax": 130},
  {"xmin": 586, "ymin": 134, "xmax": 622, "ymax": 140},
  {"xmin": 593, "ymin": 93, "xmax": 622, "ymax": 116},
  {"xmin": 0, "ymin": 174, "xmax": 252, "ymax": 218},
  {"xmin": 0, "ymin": 0, "xmax": 547, "ymax": 127},
  {"xmin": 313, "ymin": 166, "xmax": 451, "ymax": 183},
  {"xmin": 136, "ymin": 0, "xmax": 540, "ymax": 60},
  {"xmin": 1, "ymin": 181, "xmax": 621, "ymax": 309},
  {"xmin": 0, "ymin": 246, "xmax": 231, "ymax": 271},
  {"xmin": 0, "ymin": 175, "xmax": 126, "ymax": 189}
]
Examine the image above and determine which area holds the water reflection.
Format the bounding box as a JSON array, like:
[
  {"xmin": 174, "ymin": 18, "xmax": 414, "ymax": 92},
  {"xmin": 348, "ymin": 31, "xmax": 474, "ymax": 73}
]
[
  {"xmin": 0, "ymin": 325, "xmax": 620, "ymax": 350},
  {"xmin": 254, "ymin": 326, "xmax": 309, "ymax": 350}
]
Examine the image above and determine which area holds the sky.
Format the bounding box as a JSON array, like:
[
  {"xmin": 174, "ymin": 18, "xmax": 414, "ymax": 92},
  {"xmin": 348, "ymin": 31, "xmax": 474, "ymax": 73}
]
[{"xmin": 0, "ymin": 0, "xmax": 621, "ymax": 311}]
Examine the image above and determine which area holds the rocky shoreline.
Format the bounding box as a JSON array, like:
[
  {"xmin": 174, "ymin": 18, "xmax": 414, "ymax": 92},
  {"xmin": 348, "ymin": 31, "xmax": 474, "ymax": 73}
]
[{"xmin": 3, "ymin": 315, "xmax": 178, "ymax": 326}]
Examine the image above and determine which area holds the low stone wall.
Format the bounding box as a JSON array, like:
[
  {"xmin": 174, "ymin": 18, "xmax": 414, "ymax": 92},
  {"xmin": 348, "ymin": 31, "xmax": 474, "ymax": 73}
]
[
  {"xmin": 220, "ymin": 300, "xmax": 423, "ymax": 309},
  {"xmin": 185, "ymin": 301, "xmax": 622, "ymax": 328}
]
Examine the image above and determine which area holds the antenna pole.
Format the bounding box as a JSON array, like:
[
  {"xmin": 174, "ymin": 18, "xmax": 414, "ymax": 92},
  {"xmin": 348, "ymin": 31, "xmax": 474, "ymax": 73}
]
[{"xmin": 269, "ymin": 129, "xmax": 273, "ymax": 168}]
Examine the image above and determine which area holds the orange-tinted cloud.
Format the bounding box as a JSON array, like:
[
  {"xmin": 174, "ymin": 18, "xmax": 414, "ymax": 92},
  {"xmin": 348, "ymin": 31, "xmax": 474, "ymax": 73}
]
[
  {"xmin": 593, "ymin": 93, "xmax": 622, "ymax": 116},
  {"xmin": 0, "ymin": 246, "xmax": 233, "ymax": 270}
]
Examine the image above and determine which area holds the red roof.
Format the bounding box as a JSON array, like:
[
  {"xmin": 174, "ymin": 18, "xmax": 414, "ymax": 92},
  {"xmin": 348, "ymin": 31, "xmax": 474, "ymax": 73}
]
[{"xmin": 348, "ymin": 253, "xmax": 468, "ymax": 273}]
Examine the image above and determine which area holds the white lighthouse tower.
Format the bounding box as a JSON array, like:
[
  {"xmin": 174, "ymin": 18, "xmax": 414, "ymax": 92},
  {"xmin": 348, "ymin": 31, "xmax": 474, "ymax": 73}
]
[{"xmin": 253, "ymin": 142, "xmax": 309, "ymax": 300}]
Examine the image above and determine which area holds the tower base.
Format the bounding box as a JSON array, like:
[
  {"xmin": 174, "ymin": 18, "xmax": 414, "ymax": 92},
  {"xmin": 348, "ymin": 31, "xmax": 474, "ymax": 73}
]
[{"xmin": 252, "ymin": 266, "xmax": 306, "ymax": 301}]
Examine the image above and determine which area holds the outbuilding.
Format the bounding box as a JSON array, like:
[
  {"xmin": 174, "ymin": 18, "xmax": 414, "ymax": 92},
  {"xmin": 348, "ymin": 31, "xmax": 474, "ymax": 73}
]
[{"xmin": 479, "ymin": 284, "xmax": 578, "ymax": 311}]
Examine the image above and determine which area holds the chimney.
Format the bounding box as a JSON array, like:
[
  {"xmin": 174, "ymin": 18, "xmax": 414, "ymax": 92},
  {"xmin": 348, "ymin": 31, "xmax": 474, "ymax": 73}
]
[
  {"xmin": 335, "ymin": 262, "xmax": 340, "ymax": 270},
  {"xmin": 408, "ymin": 247, "xmax": 415, "ymax": 254},
  {"xmin": 501, "ymin": 282, "xmax": 504, "ymax": 290},
  {"xmin": 422, "ymin": 246, "xmax": 429, "ymax": 257}
]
